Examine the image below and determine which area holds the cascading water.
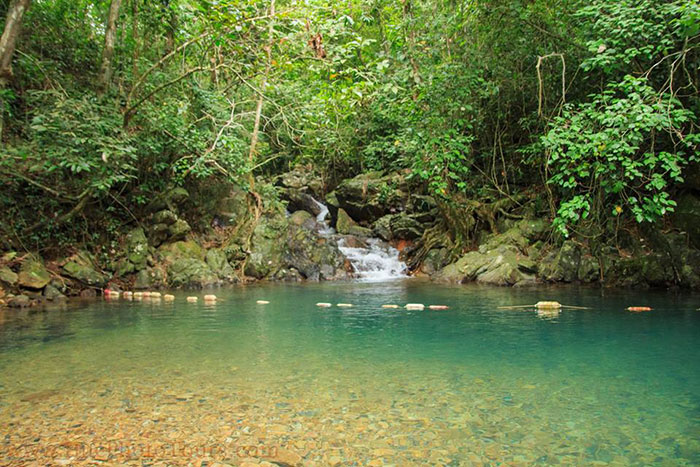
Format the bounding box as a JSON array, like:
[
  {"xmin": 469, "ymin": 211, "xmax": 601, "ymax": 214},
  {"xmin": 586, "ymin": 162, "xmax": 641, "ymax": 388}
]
[
  {"xmin": 337, "ymin": 237, "xmax": 407, "ymax": 281},
  {"xmin": 311, "ymin": 198, "xmax": 408, "ymax": 281}
]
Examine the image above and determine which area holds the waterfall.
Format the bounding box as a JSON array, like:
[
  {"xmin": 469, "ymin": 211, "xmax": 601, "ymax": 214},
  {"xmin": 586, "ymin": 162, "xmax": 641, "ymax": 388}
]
[
  {"xmin": 337, "ymin": 238, "xmax": 408, "ymax": 281},
  {"xmin": 311, "ymin": 198, "xmax": 408, "ymax": 281}
]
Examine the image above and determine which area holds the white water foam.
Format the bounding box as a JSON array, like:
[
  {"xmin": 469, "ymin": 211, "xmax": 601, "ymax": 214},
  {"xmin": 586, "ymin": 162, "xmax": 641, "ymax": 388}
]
[{"xmin": 311, "ymin": 197, "xmax": 408, "ymax": 281}]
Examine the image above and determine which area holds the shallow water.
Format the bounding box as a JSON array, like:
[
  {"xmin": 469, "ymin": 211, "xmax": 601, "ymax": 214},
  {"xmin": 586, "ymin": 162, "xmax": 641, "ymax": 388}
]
[{"xmin": 1, "ymin": 281, "xmax": 698, "ymax": 465}]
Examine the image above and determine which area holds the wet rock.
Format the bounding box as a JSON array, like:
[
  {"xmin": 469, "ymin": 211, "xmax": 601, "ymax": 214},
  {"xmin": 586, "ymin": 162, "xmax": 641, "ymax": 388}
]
[
  {"xmin": 43, "ymin": 284, "xmax": 65, "ymax": 301},
  {"xmin": 336, "ymin": 209, "xmax": 372, "ymax": 237},
  {"xmin": 283, "ymin": 190, "xmax": 323, "ymax": 217},
  {"xmin": 18, "ymin": 257, "xmax": 51, "ymax": 290},
  {"xmin": 79, "ymin": 288, "xmax": 96, "ymax": 298},
  {"xmin": 272, "ymin": 267, "xmax": 304, "ymax": 281},
  {"xmin": 578, "ymin": 255, "xmax": 600, "ymax": 282},
  {"xmin": 62, "ymin": 252, "xmax": 109, "ymax": 287},
  {"xmin": 0, "ymin": 266, "xmax": 18, "ymax": 286},
  {"xmin": 421, "ymin": 248, "xmax": 449, "ymax": 275},
  {"xmin": 340, "ymin": 235, "xmax": 368, "ymax": 249},
  {"xmin": 285, "ymin": 224, "xmax": 348, "ymax": 281},
  {"xmin": 8, "ymin": 294, "xmax": 31, "ymax": 308},
  {"xmin": 372, "ymin": 215, "xmax": 394, "ymax": 241},
  {"xmin": 133, "ymin": 269, "xmax": 150, "ymax": 290}
]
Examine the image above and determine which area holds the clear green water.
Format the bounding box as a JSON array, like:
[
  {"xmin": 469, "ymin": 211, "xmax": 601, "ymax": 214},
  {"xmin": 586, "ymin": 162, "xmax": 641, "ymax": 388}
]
[{"xmin": 1, "ymin": 281, "xmax": 699, "ymax": 465}]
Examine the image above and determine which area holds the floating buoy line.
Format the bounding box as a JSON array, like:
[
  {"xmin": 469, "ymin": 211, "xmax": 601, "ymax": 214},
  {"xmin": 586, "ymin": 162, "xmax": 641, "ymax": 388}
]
[
  {"xmin": 104, "ymin": 291, "xmax": 452, "ymax": 310},
  {"xmin": 498, "ymin": 301, "xmax": 590, "ymax": 310}
]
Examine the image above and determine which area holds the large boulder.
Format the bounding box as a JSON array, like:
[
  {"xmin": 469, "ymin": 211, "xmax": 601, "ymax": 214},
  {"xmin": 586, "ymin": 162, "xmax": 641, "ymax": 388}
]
[
  {"xmin": 279, "ymin": 165, "xmax": 324, "ymax": 198},
  {"xmin": 158, "ymin": 241, "xmax": 218, "ymax": 288},
  {"xmin": 18, "ymin": 257, "xmax": 51, "ymax": 290},
  {"xmin": 0, "ymin": 266, "xmax": 18, "ymax": 286},
  {"xmin": 167, "ymin": 258, "xmax": 218, "ymax": 288},
  {"xmin": 126, "ymin": 227, "xmax": 149, "ymax": 270},
  {"xmin": 389, "ymin": 213, "xmax": 424, "ymax": 240},
  {"xmin": 147, "ymin": 187, "xmax": 190, "ymax": 214},
  {"xmin": 205, "ymin": 248, "xmax": 236, "ymax": 281},
  {"xmin": 245, "ymin": 211, "xmax": 350, "ymax": 281},
  {"xmin": 282, "ymin": 189, "xmax": 323, "ymax": 217},
  {"xmin": 539, "ymin": 241, "xmax": 582, "ymax": 283},
  {"xmin": 332, "ymin": 172, "xmax": 409, "ymax": 223},
  {"xmin": 433, "ymin": 246, "xmax": 535, "ymax": 286},
  {"xmin": 285, "ymin": 224, "xmax": 349, "ymax": 281},
  {"xmin": 244, "ymin": 214, "xmax": 288, "ymax": 279},
  {"xmin": 62, "ymin": 252, "xmax": 109, "ymax": 287},
  {"xmin": 372, "ymin": 215, "xmax": 394, "ymax": 241},
  {"xmin": 336, "ymin": 209, "xmax": 372, "ymax": 237}
]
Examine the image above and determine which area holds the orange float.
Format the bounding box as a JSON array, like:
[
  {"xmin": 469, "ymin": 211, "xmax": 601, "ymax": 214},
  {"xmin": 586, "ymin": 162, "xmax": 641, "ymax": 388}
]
[{"xmin": 626, "ymin": 306, "xmax": 652, "ymax": 312}]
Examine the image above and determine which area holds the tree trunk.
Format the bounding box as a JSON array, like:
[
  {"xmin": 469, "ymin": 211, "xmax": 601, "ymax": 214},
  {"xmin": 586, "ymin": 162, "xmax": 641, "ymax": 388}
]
[
  {"xmin": 247, "ymin": 0, "xmax": 275, "ymax": 192},
  {"xmin": 131, "ymin": 0, "xmax": 138, "ymax": 80},
  {"xmin": 0, "ymin": 0, "xmax": 31, "ymax": 145},
  {"xmin": 98, "ymin": 0, "xmax": 122, "ymax": 93},
  {"xmin": 164, "ymin": 5, "xmax": 177, "ymax": 56},
  {"xmin": 0, "ymin": 0, "xmax": 31, "ymax": 80}
]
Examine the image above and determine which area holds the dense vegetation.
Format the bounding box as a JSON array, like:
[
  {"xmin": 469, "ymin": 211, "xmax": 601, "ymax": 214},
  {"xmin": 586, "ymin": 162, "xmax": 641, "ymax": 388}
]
[{"xmin": 0, "ymin": 0, "xmax": 698, "ymax": 258}]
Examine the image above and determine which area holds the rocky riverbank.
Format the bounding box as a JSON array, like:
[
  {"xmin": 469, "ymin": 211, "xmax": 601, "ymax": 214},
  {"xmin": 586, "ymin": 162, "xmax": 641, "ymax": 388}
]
[{"xmin": 2, "ymin": 167, "xmax": 699, "ymax": 308}]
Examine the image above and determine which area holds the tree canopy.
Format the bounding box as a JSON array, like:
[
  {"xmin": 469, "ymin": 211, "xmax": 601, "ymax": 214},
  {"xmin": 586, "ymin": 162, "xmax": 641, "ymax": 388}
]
[{"xmin": 0, "ymin": 0, "xmax": 698, "ymax": 253}]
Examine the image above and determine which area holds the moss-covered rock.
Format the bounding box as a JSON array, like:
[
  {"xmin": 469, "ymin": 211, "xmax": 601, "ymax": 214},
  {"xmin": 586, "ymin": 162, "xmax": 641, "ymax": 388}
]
[
  {"xmin": 61, "ymin": 252, "xmax": 109, "ymax": 287},
  {"xmin": 333, "ymin": 172, "xmax": 409, "ymax": 223},
  {"xmin": 336, "ymin": 208, "xmax": 372, "ymax": 237},
  {"xmin": 168, "ymin": 218, "xmax": 191, "ymax": 241},
  {"xmin": 434, "ymin": 246, "xmax": 535, "ymax": 286},
  {"xmin": 389, "ymin": 213, "xmax": 424, "ymax": 240},
  {"xmin": 126, "ymin": 227, "xmax": 149, "ymax": 270},
  {"xmin": 289, "ymin": 210, "xmax": 314, "ymax": 227},
  {"xmin": 245, "ymin": 214, "xmax": 288, "ymax": 279},
  {"xmin": 279, "ymin": 165, "xmax": 324, "ymax": 198},
  {"xmin": 168, "ymin": 258, "xmax": 219, "ymax": 288},
  {"xmin": 205, "ymin": 248, "xmax": 236, "ymax": 281},
  {"xmin": 421, "ymin": 248, "xmax": 449, "ymax": 275},
  {"xmin": 18, "ymin": 257, "xmax": 51, "ymax": 290},
  {"xmin": 0, "ymin": 266, "xmax": 18, "ymax": 286},
  {"xmin": 539, "ymin": 241, "xmax": 581, "ymax": 283},
  {"xmin": 284, "ymin": 225, "xmax": 349, "ymax": 281},
  {"xmin": 372, "ymin": 215, "xmax": 394, "ymax": 241}
]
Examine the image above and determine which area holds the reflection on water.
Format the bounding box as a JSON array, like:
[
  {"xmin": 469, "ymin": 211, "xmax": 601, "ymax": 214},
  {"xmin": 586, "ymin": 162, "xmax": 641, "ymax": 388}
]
[{"xmin": 0, "ymin": 282, "xmax": 698, "ymax": 465}]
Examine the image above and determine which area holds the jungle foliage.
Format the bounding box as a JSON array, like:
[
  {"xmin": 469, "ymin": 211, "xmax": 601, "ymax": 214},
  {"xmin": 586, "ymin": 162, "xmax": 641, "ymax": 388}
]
[{"xmin": 0, "ymin": 0, "xmax": 698, "ymax": 251}]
